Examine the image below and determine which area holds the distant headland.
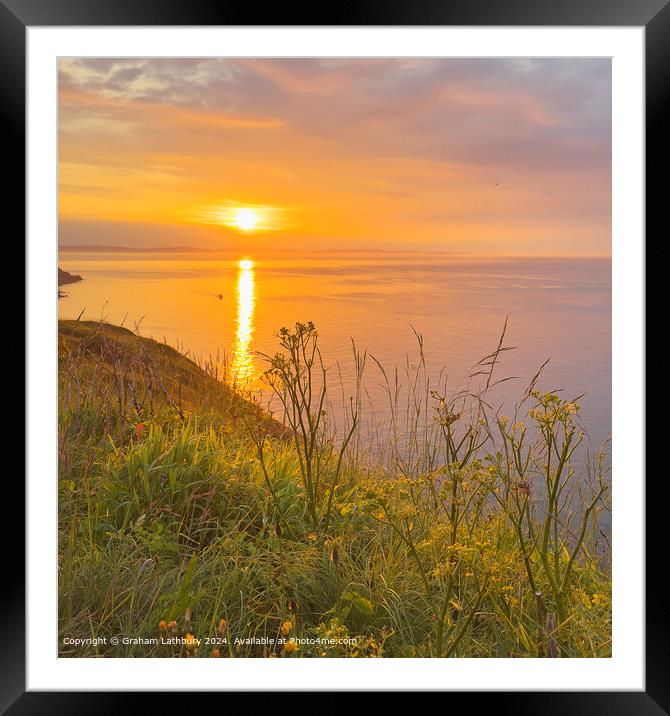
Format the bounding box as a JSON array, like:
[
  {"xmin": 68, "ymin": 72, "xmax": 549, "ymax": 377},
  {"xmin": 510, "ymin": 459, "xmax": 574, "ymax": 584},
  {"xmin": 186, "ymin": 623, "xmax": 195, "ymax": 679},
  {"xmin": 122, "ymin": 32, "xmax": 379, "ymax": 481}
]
[
  {"xmin": 58, "ymin": 267, "xmax": 82, "ymax": 297},
  {"xmin": 59, "ymin": 244, "xmax": 212, "ymax": 253},
  {"xmin": 59, "ymin": 267, "xmax": 83, "ymax": 285}
]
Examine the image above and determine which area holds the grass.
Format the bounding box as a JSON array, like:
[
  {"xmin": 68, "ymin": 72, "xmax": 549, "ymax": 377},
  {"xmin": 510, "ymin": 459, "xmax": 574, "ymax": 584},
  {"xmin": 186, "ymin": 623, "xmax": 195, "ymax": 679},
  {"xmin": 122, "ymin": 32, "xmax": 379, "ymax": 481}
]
[{"xmin": 58, "ymin": 319, "xmax": 611, "ymax": 658}]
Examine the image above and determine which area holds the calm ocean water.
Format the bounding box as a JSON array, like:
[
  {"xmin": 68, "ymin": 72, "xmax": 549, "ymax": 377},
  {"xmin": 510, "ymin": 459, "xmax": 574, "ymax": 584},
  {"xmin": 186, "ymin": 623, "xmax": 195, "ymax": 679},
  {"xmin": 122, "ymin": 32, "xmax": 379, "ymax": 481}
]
[{"xmin": 58, "ymin": 251, "xmax": 611, "ymax": 448}]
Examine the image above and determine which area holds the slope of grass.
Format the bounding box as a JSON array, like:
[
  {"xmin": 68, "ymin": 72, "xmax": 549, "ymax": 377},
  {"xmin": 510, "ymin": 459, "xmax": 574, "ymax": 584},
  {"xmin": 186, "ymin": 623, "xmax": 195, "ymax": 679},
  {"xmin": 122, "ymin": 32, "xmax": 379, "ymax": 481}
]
[{"xmin": 58, "ymin": 320, "xmax": 611, "ymax": 658}]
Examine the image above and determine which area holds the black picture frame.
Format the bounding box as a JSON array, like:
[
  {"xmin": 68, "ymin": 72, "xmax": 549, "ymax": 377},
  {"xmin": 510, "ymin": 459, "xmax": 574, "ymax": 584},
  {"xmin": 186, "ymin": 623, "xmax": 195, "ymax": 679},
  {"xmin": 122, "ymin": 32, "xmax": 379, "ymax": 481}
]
[{"xmin": 5, "ymin": 0, "xmax": 656, "ymax": 710}]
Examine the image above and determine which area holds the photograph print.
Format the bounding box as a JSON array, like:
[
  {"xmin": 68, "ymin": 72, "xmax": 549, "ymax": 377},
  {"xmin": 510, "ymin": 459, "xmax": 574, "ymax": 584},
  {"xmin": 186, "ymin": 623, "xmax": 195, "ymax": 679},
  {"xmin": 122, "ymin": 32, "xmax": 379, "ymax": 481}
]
[{"xmin": 57, "ymin": 57, "xmax": 612, "ymax": 659}]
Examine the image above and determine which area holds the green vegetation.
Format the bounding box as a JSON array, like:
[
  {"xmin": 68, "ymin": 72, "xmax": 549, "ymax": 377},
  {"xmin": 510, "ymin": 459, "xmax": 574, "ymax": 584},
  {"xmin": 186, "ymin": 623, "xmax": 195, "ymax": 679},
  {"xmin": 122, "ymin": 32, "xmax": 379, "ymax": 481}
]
[{"xmin": 59, "ymin": 319, "xmax": 611, "ymax": 658}]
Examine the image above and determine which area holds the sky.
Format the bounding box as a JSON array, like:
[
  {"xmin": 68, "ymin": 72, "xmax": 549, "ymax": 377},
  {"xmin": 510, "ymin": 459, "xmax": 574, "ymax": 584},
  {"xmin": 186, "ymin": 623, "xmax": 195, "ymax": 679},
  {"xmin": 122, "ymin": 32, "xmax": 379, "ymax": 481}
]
[{"xmin": 58, "ymin": 58, "xmax": 611, "ymax": 255}]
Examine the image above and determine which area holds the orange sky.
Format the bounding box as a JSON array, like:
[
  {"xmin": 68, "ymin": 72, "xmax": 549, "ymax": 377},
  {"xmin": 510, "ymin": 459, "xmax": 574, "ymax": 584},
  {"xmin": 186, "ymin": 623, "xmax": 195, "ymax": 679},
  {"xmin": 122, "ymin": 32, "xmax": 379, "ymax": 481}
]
[{"xmin": 58, "ymin": 58, "xmax": 611, "ymax": 255}]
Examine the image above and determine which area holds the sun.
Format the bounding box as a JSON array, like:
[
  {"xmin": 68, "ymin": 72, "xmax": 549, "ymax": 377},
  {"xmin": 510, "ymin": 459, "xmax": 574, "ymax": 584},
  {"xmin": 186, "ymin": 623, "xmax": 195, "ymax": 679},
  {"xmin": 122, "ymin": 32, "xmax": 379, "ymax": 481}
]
[
  {"xmin": 194, "ymin": 201, "xmax": 287, "ymax": 232},
  {"xmin": 234, "ymin": 208, "xmax": 259, "ymax": 231},
  {"xmin": 193, "ymin": 202, "xmax": 286, "ymax": 232}
]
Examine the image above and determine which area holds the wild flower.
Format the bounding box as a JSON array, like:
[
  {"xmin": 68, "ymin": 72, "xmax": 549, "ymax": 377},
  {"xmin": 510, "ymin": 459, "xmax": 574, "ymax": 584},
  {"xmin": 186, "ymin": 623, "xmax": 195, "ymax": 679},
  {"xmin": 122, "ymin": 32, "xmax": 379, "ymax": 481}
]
[
  {"xmin": 282, "ymin": 639, "xmax": 299, "ymax": 655},
  {"xmin": 184, "ymin": 632, "xmax": 197, "ymax": 657},
  {"xmin": 515, "ymin": 480, "xmax": 530, "ymax": 496}
]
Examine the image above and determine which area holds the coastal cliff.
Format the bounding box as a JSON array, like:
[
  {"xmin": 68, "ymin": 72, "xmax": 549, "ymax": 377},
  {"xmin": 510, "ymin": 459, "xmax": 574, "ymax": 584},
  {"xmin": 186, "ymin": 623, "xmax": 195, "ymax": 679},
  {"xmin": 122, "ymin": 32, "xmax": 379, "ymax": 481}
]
[
  {"xmin": 58, "ymin": 268, "xmax": 82, "ymax": 297},
  {"xmin": 58, "ymin": 268, "xmax": 83, "ymax": 285}
]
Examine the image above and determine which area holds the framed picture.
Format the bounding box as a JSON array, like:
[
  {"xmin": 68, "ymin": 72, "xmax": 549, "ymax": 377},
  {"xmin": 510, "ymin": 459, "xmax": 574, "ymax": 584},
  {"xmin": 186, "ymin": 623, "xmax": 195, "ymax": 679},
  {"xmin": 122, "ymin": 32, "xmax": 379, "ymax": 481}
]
[{"xmin": 8, "ymin": 0, "xmax": 657, "ymax": 708}]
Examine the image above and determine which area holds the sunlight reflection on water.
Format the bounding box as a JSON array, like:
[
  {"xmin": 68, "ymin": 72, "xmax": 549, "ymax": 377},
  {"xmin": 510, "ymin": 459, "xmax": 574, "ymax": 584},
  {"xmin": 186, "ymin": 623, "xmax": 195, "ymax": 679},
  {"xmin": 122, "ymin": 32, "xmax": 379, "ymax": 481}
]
[{"xmin": 232, "ymin": 259, "xmax": 256, "ymax": 383}]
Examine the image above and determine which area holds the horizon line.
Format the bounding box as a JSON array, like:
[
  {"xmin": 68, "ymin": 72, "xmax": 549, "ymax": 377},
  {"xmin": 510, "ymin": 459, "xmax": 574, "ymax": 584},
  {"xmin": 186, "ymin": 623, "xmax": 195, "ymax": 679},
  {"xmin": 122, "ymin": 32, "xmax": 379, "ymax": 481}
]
[{"xmin": 58, "ymin": 243, "xmax": 612, "ymax": 259}]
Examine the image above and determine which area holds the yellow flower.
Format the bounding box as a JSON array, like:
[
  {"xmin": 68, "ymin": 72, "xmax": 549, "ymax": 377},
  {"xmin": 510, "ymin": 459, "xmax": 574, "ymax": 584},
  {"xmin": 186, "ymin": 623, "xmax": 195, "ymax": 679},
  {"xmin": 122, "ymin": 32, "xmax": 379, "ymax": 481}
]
[
  {"xmin": 282, "ymin": 639, "xmax": 299, "ymax": 654},
  {"xmin": 591, "ymin": 593, "xmax": 604, "ymax": 606},
  {"xmin": 280, "ymin": 620, "xmax": 292, "ymax": 637},
  {"xmin": 576, "ymin": 590, "xmax": 592, "ymax": 609},
  {"xmin": 185, "ymin": 632, "xmax": 197, "ymax": 656}
]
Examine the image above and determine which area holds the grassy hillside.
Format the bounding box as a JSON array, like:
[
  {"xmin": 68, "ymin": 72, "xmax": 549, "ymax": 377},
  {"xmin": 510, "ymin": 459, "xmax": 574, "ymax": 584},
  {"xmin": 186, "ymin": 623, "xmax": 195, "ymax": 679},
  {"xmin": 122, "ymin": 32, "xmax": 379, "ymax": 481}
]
[
  {"xmin": 58, "ymin": 320, "xmax": 611, "ymax": 658},
  {"xmin": 59, "ymin": 320, "xmax": 284, "ymax": 436}
]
